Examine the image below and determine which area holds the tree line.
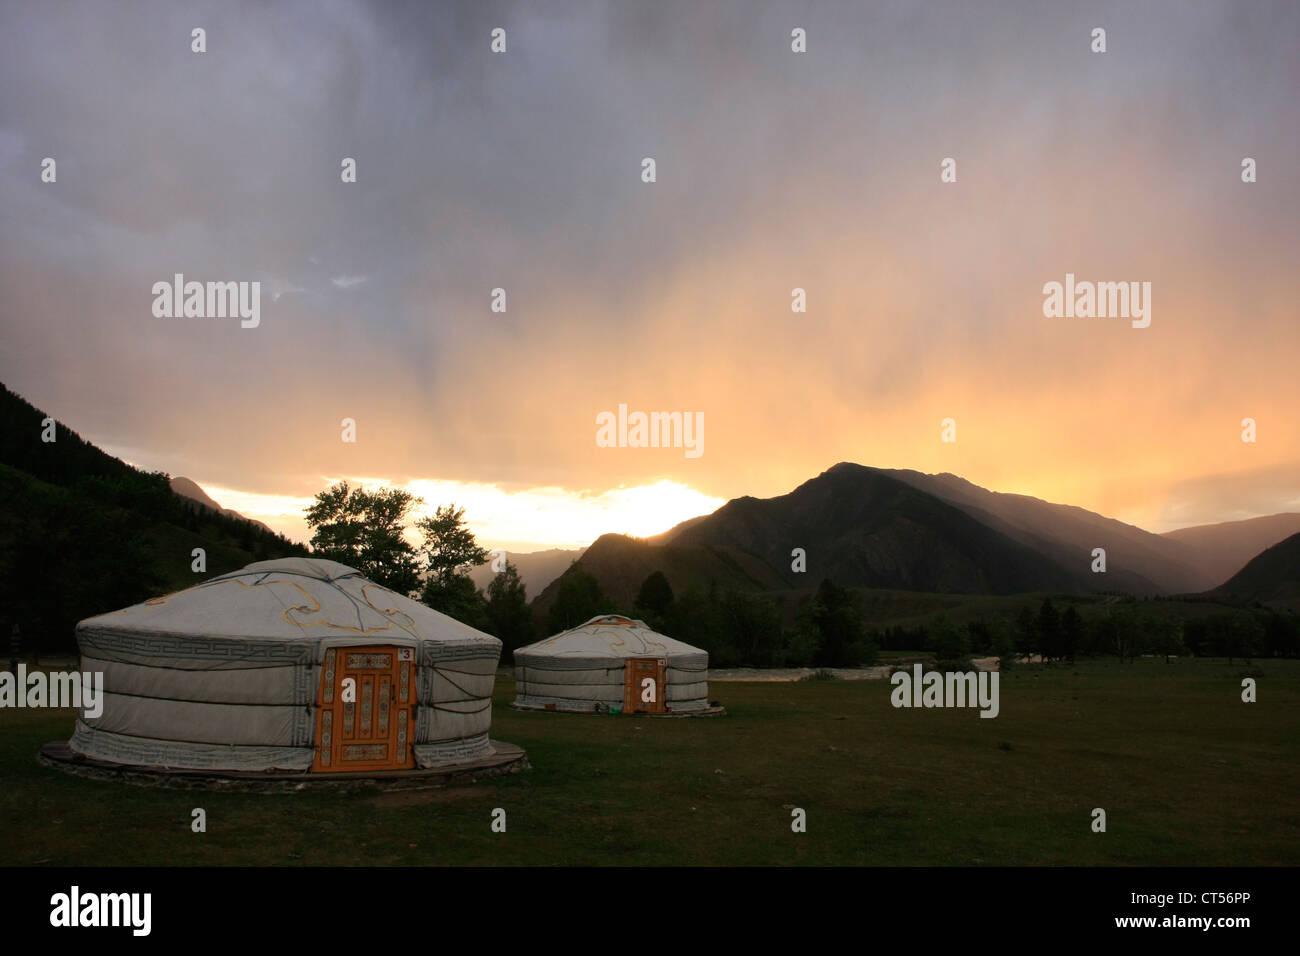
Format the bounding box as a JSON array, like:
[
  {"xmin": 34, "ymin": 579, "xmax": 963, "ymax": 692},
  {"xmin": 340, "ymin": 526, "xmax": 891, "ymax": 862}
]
[
  {"xmin": 865, "ymin": 598, "xmax": 1298, "ymax": 667},
  {"xmin": 545, "ymin": 571, "xmax": 882, "ymax": 668},
  {"xmin": 543, "ymin": 569, "xmax": 1300, "ymax": 668}
]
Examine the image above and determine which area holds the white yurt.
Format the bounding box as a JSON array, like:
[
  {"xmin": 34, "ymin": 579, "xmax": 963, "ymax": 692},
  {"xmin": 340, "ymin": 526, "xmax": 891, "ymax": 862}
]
[
  {"xmin": 67, "ymin": 558, "xmax": 502, "ymax": 773},
  {"xmin": 513, "ymin": 614, "xmax": 711, "ymax": 714}
]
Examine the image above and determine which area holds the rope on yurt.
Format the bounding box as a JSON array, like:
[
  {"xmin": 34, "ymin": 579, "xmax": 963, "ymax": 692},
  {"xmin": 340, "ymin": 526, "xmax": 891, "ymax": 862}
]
[
  {"xmin": 428, "ymin": 666, "xmax": 477, "ymax": 699},
  {"xmin": 208, "ymin": 566, "xmax": 426, "ymax": 641}
]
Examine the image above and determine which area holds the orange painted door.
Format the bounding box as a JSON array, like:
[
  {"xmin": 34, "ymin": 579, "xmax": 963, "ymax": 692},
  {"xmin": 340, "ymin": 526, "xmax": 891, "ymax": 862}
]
[
  {"xmin": 313, "ymin": 645, "xmax": 416, "ymax": 772},
  {"xmin": 623, "ymin": 658, "xmax": 667, "ymax": 714}
]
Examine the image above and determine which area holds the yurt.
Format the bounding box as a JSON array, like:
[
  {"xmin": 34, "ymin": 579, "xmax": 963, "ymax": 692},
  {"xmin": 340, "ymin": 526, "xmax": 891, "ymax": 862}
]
[
  {"xmin": 513, "ymin": 614, "xmax": 714, "ymax": 715},
  {"xmin": 63, "ymin": 558, "xmax": 508, "ymax": 774}
]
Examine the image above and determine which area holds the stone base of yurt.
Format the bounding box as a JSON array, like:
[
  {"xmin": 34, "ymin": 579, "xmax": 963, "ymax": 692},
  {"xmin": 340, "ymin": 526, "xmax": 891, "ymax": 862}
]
[{"xmin": 37, "ymin": 738, "xmax": 528, "ymax": 792}]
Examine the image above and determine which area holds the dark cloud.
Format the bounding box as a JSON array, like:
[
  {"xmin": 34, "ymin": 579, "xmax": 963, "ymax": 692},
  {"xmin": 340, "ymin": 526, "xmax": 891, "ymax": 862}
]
[{"xmin": 1, "ymin": 0, "xmax": 1296, "ymax": 532}]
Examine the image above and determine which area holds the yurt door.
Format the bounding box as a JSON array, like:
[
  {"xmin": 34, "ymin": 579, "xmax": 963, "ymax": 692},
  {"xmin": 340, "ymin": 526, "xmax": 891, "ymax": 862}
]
[
  {"xmin": 623, "ymin": 658, "xmax": 667, "ymax": 714},
  {"xmin": 313, "ymin": 645, "xmax": 417, "ymax": 772}
]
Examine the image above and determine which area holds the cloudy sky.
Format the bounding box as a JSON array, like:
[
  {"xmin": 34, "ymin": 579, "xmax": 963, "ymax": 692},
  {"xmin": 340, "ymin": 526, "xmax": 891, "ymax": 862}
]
[{"xmin": 1, "ymin": 0, "xmax": 1297, "ymax": 550}]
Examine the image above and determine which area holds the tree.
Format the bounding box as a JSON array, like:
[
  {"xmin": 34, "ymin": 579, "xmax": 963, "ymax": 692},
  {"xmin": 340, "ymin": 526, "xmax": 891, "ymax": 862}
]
[
  {"xmin": 719, "ymin": 589, "xmax": 784, "ymax": 667},
  {"xmin": 635, "ymin": 571, "xmax": 675, "ymax": 619},
  {"xmin": 1213, "ymin": 611, "xmax": 1264, "ymax": 664},
  {"xmin": 415, "ymin": 505, "xmax": 490, "ymax": 588},
  {"xmin": 414, "ymin": 504, "xmax": 491, "ymax": 621},
  {"xmin": 1014, "ymin": 605, "xmax": 1037, "ymax": 663},
  {"xmin": 484, "ymin": 562, "xmax": 533, "ymax": 655},
  {"xmin": 1261, "ymin": 611, "xmax": 1300, "ymax": 658},
  {"xmin": 800, "ymin": 579, "xmax": 874, "ymax": 668},
  {"xmin": 930, "ymin": 613, "xmax": 971, "ymax": 668},
  {"xmin": 781, "ymin": 619, "xmax": 822, "ymax": 667},
  {"xmin": 547, "ymin": 566, "xmax": 613, "ymax": 633},
  {"xmin": 668, "ymin": 584, "xmax": 735, "ymax": 667},
  {"xmin": 304, "ymin": 482, "xmax": 422, "ymax": 595},
  {"xmin": 966, "ymin": 617, "xmax": 993, "ymax": 655},
  {"xmin": 422, "ymin": 574, "xmax": 487, "ymax": 629},
  {"xmin": 990, "ymin": 616, "xmax": 1016, "ymax": 673},
  {"xmin": 1037, "ymin": 598, "xmax": 1062, "ymax": 662},
  {"xmin": 1061, "ymin": 605, "xmax": 1083, "ymax": 663},
  {"xmin": 1152, "ymin": 617, "xmax": 1186, "ymax": 663},
  {"xmin": 1112, "ymin": 607, "xmax": 1144, "ymax": 663}
]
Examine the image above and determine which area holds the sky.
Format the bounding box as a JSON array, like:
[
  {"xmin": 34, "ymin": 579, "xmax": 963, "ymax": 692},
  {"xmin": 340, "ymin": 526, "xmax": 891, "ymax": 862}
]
[{"xmin": 1, "ymin": 0, "xmax": 1297, "ymax": 550}]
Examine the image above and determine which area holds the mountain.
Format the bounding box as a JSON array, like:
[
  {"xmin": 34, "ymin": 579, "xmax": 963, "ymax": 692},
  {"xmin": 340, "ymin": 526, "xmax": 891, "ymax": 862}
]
[
  {"xmin": 543, "ymin": 463, "xmax": 1300, "ymax": 612},
  {"xmin": 170, "ymin": 476, "xmax": 272, "ymax": 532},
  {"xmin": 467, "ymin": 547, "xmax": 584, "ymax": 597},
  {"xmin": 1210, "ymin": 532, "xmax": 1300, "ymax": 609},
  {"xmin": 656, "ymin": 463, "xmax": 1079, "ymax": 592},
  {"xmin": 535, "ymin": 463, "xmax": 1082, "ymax": 613},
  {"xmin": 531, "ymin": 531, "xmax": 793, "ymax": 614},
  {"xmin": 1163, "ymin": 514, "xmax": 1300, "ymax": 591},
  {"xmin": 170, "ymin": 475, "xmax": 224, "ymax": 512},
  {"xmin": 870, "ymin": 468, "xmax": 1198, "ymax": 593},
  {"xmin": 0, "ymin": 382, "xmax": 307, "ymax": 653}
]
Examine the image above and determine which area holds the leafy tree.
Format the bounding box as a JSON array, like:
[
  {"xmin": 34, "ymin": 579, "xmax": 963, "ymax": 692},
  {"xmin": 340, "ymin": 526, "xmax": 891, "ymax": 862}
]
[
  {"xmin": 1112, "ymin": 607, "xmax": 1144, "ymax": 663},
  {"xmin": 547, "ymin": 566, "xmax": 614, "ymax": 633},
  {"xmin": 966, "ymin": 617, "xmax": 993, "ymax": 655},
  {"xmin": 930, "ymin": 613, "xmax": 971, "ymax": 668},
  {"xmin": 1061, "ymin": 604, "xmax": 1083, "ymax": 663},
  {"xmin": 1261, "ymin": 612, "xmax": 1300, "ymax": 658},
  {"xmin": 422, "ymin": 573, "xmax": 487, "ymax": 629},
  {"xmin": 413, "ymin": 504, "xmax": 490, "ymax": 625},
  {"xmin": 414, "ymin": 504, "xmax": 490, "ymax": 589},
  {"xmin": 1152, "ymin": 617, "xmax": 1186, "ymax": 663},
  {"xmin": 667, "ymin": 584, "xmax": 737, "ymax": 667},
  {"xmin": 814, "ymin": 579, "xmax": 855, "ymax": 666},
  {"xmin": 781, "ymin": 620, "xmax": 822, "ymax": 667},
  {"xmin": 1037, "ymin": 598, "xmax": 1062, "ymax": 662},
  {"xmin": 1015, "ymin": 605, "xmax": 1037, "ymax": 662},
  {"xmin": 305, "ymin": 482, "xmax": 423, "ymax": 595},
  {"xmin": 799, "ymin": 579, "xmax": 875, "ymax": 667},
  {"xmin": 1210, "ymin": 611, "xmax": 1264, "ymax": 664},
  {"xmin": 990, "ymin": 616, "xmax": 1016, "ymax": 672},
  {"xmin": 1182, "ymin": 615, "xmax": 1209, "ymax": 657},
  {"xmin": 635, "ymin": 571, "xmax": 675, "ymax": 618},
  {"xmin": 719, "ymin": 589, "xmax": 784, "ymax": 667},
  {"xmin": 484, "ymin": 561, "xmax": 534, "ymax": 654}
]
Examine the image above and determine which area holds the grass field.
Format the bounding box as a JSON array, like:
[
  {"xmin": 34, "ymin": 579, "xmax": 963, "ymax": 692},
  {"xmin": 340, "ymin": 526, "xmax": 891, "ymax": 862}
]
[{"xmin": 2, "ymin": 658, "xmax": 1297, "ymax": 866}]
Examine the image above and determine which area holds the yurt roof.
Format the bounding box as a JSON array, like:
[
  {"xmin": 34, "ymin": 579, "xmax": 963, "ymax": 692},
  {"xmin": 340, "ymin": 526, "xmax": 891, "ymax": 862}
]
[
  {"xmin": 514, "ymin": 614, "xmax": 704, "ymax": 660},
  {"xmin": 75, "ymin": 557, "xmax": 498, "ymax": 647}
]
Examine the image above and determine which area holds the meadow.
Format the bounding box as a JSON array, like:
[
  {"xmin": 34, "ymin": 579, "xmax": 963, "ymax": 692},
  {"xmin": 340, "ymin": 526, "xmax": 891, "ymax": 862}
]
[{"xmin": 2, "ymin": 658, "xmax": 1296, "ymax": 866}]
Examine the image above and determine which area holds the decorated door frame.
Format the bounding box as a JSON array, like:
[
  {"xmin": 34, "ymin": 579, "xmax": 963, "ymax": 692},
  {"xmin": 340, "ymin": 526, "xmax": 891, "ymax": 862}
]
[
  {"xmin": 623, "ymin": 657, "xmax": 667, "ymax": 714},
  {"xmin": 312, "ymin": 644, "xmax": 416, "ymax": 772}
]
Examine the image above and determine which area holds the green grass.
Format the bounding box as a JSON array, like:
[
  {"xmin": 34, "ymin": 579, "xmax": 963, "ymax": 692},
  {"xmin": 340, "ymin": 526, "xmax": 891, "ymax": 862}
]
[{"xmin": 2, "ymin": 658, "xmax": 1297, "ymax": 866}]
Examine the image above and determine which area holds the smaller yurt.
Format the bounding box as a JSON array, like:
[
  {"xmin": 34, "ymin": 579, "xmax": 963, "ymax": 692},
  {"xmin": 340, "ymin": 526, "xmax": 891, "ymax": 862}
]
[{"xmin": 513, "ymin": 614, "xmax": 713, "ymax": 715}]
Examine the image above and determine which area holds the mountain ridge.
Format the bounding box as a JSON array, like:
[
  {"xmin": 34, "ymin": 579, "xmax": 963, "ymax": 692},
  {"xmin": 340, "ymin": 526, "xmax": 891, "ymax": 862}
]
[
  {"xmin": 1211, "ymin": 531, "xmax": 1300, "ymax": 609},
  {"xmin": 538, "ymin": 462, "xmax": 1300, "ymax": 611}
]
